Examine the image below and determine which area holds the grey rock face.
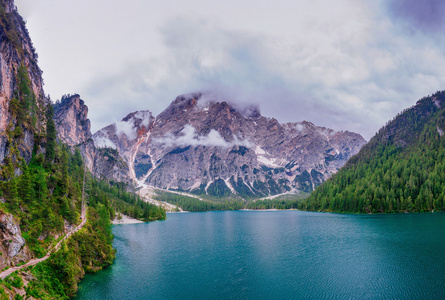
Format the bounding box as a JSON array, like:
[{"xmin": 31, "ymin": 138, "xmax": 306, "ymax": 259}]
[
  {"xmin": 94, "ymin": 93, "xmax": 367, "ymax": 197},
  {"xmin": 54, "ymin": 94, "xmax": 92, "ymax": 146},
  {"xmin": 93, "ymin": 146, "xmax": 130, "ymax": 184},
  {"xmin": 0, "ymin": 0, "xmax": 47, "ymax": 166},
  {"xmin": 0, "ymin": 213, "xmax": 25, "ymax": 257},
  {"xmin": 54, "ymin": 95, "xmax": 132, "ymax": 185},
  {"xmin": 0, "ymin": 212, "xmax": 31, "ymax": 269}
]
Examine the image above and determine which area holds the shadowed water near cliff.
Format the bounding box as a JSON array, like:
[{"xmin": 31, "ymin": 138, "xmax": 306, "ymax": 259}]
[{"xmin": 74, "ymin": 211, "xmax": 445, "ymax": 299}]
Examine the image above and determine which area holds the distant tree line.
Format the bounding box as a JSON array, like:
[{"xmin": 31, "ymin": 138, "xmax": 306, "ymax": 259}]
[{"xmin": 154, "ymin": 191, "xmax": 244, "ymax": 212}]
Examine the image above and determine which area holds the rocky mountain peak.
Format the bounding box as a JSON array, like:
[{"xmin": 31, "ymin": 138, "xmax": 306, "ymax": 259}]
[
  {"xmin": 172, "ymin": 92, "xmax": 202, "ymax": 107},
  {"xmin": 93, "ymin": 109, "xmax": 154, "ymax": 151},
  {"xmin": 161, "ymin": 92, "xmax": 262, "ymax": 121},
  {"xmin": 121, "ymin": 110, "xmax": 154, "ymax": 133},
  {"xmin": 158, "ymin": 93, "xmax": 201, "ymax": 118},
  {"xmin": 93, "ymin": 92, "xmax": 367, "ymax": 198},
  {"xmin": 54, "ymin": 94, "xmax": 91, "ymax": 146},
  {"xmin": 122, "ymin": 111, "xmax": 154, "ymax": 142}
]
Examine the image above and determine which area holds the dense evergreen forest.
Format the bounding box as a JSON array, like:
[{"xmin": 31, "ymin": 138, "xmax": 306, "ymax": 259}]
[
  {"xmin": 299, "ymin": 91, "xmax": 445, "ymax": 213},
  {"xmin": 155, "ymin": 191, "xmax": 308, "ymax": 211},
  {"xmin": 92, "ymin": 180, "xmax": 166, "ymax": 221},
  {"xmin": 0, "ymin": 113, "xmax": 115, "ymax": 298}
]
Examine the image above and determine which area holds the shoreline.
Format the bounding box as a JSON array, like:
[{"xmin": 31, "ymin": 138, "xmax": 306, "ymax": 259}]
[{"xmin": 112, "ymin": 214, "xmax": 144, "ymax": 225}]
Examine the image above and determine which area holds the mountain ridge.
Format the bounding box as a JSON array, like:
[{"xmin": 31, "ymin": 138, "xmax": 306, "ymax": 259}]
[{"xmin": 91, "ymin": 92, "xmax": 366, "ymax": 198}]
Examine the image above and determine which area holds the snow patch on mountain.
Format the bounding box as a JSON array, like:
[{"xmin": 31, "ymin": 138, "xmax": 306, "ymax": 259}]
[
  {"xmin": 295, "ymin": 123, "xmax": 305, "ymax": 132},
  {"xmin": 257, "ymin": 155, "xmax": 281, "ymax": 168}
]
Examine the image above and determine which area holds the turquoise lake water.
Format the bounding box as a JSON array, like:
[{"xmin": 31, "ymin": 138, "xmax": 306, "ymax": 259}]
[{"xmin": 74, "ymin": 211, "xmax": 445, "ymax": 299}]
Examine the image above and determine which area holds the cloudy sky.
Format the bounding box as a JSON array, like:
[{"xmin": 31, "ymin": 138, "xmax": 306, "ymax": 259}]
[{"xmin": 15, "ymin": 0, "xmax": 445, "ymax": 140}]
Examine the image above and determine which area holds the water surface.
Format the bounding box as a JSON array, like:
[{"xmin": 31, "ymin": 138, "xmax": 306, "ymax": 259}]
[{"xmin": 74, "ymin": 211, "xmax": 445, "ymax": 299}]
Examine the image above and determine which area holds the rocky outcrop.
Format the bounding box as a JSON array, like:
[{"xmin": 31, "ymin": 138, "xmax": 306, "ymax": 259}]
[
  {"xmin": 53, "ymin": 94, "xmax": 132, "ymax": 185},
  {"xmin": 0, "ymin": 0, "xmax": 44, "ymax": 132},
  {"xmin": 93, "ymin": 93, "xmax": 367, "ymax": 197},
  {"xmin": 54, "ymin": 94, "xmax": 91, "ymax": 146},
  {"xmin": 0, "ymin": 0, "xmax": 47, "ymax": 166},
  {"xmin": 76, "ymin": 139, "xmax": 130, "ymax": 184},
  {"xmin": 0, "ymin": 212, "xmax": 32, "ymax": 269},
  {"xmin": 93, "ymin": 147, "xmax": 130, "ymax": 183}
]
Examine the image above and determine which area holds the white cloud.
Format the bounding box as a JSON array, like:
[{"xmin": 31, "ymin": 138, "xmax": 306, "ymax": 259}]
[
  {"xmin": 111, "ymin": 110, "xmax": 153, "ymax": 139},
  {"xmin": 94, "ymin": 136, "xmax": 116, "ymax": 149},
  {"xmin": 295, "ymin": 124, "xmax": 305, "ymax": 132},
  {"xmin": 154, "ymin": 124, "xmax": 252, "ymax": 148},
  {"xmin": 114, "ymin": 121, "xmax": 137, "ymax": 140}
]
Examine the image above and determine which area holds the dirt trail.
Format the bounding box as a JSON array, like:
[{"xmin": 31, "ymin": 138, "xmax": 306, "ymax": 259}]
[
  {"xmin": 0, "ymin": 166, "xmax": 88, "ymax": 280},
  {"xmin": 0, "ymin": 211, "xmax": 87, "ymax": 280},
  {"xmin": 0, "ymin": 218, "xmax": 87, "ymax": 279}
]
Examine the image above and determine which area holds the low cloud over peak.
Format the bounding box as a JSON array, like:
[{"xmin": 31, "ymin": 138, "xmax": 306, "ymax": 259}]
[{"xmin": 154, "ymin": 124, "xmax": 252, "ymax": 148}]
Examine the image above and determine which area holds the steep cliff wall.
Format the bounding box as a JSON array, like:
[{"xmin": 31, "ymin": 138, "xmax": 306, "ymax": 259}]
[
  {"xmin": 0, "ymin": 0, "xmax": 47, "ymax": 167},
  {"xmin": 0, "ymin": 212, "xmax": 32, "ymax": 270},
  {"xmin": 54, "ymin": 94, "xmax": 91, "ymax": 146},
  {"xmin": 0, "ymin": 2, "xmax": 120, "ymax": 298}
]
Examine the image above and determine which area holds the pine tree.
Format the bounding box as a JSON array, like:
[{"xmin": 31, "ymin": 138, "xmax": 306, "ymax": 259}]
[
  {"xmin": 60, "ymin": 144, "xmax": 69, "ymax": 194},
  {"xmin": 19, "ymin": 162, "xmax": 33, "ymax": 203},
  {"xmin": 8, "ymin": 178, "xmax": 19, "ymax": 212},
  {"xmin": 44, "ymin": 103, "xmax": 56, "ymax": 168},
  {"xmin": 34, "ymin": 167, "xmax": 48, "ymax": 203}
]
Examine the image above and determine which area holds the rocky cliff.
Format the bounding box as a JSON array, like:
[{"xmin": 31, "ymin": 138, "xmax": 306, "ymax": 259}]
[
  {"xmin": 93, "ymin": 93, "xmax": 366, "ymax": 198},
  {"xmin": 0, "ymin": 212, "xmax": 32, "ymax": 269},
  {"xmin": 54, "ymin": 94, "xmax": 91, "ymax": 146},
  {"xmin": 0, "ymin": 0, "xmax": 47, "ymax": 167},
  {"xmin": 54, "ymin": 94, "xmax": 131, "ymax": 184}
]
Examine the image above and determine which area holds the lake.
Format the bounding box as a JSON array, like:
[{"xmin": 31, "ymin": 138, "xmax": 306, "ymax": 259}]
[{"xmin": 74, "ymin": 211, "xmax": 445, "ymax": 299}]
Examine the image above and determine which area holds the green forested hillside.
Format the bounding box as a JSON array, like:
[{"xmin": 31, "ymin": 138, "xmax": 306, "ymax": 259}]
[
  {"xmin": 92, "ymin": 180, "xmax": 166, "ymax": 221},
  {"xmin": 0, "ymin": 136, "xmax": 165, "ymax": 299},
  {"xmin": 300, "ymin": 91, "xmax": 445, "ymax": 213}
]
